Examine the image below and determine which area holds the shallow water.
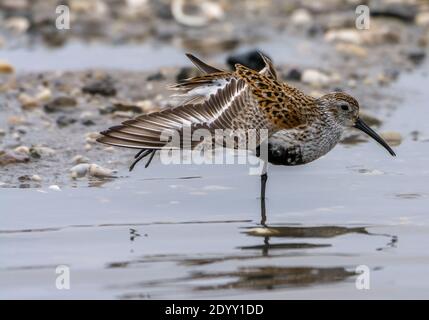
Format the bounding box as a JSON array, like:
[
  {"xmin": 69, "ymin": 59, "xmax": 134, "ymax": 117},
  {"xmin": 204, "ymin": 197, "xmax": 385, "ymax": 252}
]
[{"xmin": 1, "ymin": 42, "xmax": 429, "ymax": 299}]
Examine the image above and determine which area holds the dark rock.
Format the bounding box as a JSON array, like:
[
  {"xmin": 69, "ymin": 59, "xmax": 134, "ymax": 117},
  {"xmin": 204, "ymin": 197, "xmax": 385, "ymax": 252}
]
[
  {"xmin": 307, "ymin": 24, "xmax": 326, "ymax": 37},
  {"xmin": 226, "ymin": 50, "xmax": 270, "ymax": 72},
  {"xmin": 407, "ymin": 50, "xmax": 426, "ymax": 65},
  {"xmin": 18, "ymin": 175, "xmax": 31, "ymax": 182},
  {"xmin": 0, "ymin": 150, "xmax": 30, "ymax": 166},
  {"xmin": 81, "ymin": 119, "xmax": 95, "ymax": 126},
  {"xmin": 82, "ymin": 77, "xmax": 117, "ymax": 96},
  {"xmin": 371, "ymin": 4, "xmax": 417, "ymax": 22},
  {"xmin": 384, "ymin": 69, "xmax": 400, "ymax": 81},
  {"xmin": 56, "ymin": 115, "xmax": 77, "ymax": 128},
  {"xmin": 98, "ymin": 105, "xmax": 116, "ymax": 115},
  {"xmin": 283, "ymin": 68, "xmax": 302, "ymax": 81},
  {"xmin": 44, "ymin": 96, "xmax": 77, "ymax": 113},
  {"xmin": 112, "ymin": 102, "xmax": 143, "ymax": 114},
  {"xmin": 146, "ymin": 72, "xmax": 166, "ymax": 81}
]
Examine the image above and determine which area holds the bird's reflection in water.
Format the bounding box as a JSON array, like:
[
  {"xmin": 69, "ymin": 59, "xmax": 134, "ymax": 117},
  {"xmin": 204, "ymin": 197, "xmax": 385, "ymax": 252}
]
[
  {"xmin": 184, "ymin": 225, "xmax": 369, "ymax": 291},
  {"xmin": 191, "ymin": 266, "xmax": 355, "ymax": 291},
  {"xmin": 112, "ymin": 220, "xmax": 397, "ymax": 298},
  {"xmin": 241, "ymin": 225, "xmax": 369, "ymax": 256}
]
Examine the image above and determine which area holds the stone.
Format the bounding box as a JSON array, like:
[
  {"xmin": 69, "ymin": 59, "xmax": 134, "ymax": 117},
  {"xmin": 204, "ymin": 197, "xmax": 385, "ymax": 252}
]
[
  {"xmin": 302, "ymin": 69, "xmax": 331, "ymax": 87},
  {"xmin": 44, "ymin": 96, "xmax": 77, "ymax": 113},
  {"xmin": 4, "ymin": 16, "xmax": 30, "ymax": 33},
  {"xmin": 226, "ymin": 50, "xmax": 270, "ymax": 72},
  {"xmin": 88, "ymin": 164, "xmax": 116, "ymax": 178},
  {"xmin": 29, "ymin": 146, "xmax": 56, "ymax": 158},
  {"xmin": 70, "ymin": 163, "xmax": 90, "ymax": 179},
  {"xmin": 407, "ymin": 50, "xmax": 426, "ymax": 65},
  {"xmin": 82, "ymin": 77, "xmax": 117, "ymax": 96},
  {"xmin": 335, "ymin": 43, "xmax": 368, "ymax": 58},
  {"xmin": 290, "ymin": 9, "xmax": 312, "ymax": 25},
  {"xmin": 71, "ymin": 155, "xmax": 90, "ymax": 164},
  {"xmin": 416, "ymin": 12, "xmax": 429, "ymax": 26},
  {"xmin": 56, "ymin": 115, "xmax": 77, "ymax": 128},
  {"xmin": 380, "ymin": 131, "xmax": 402, "ymax": 146},
  {"xmin": 371, "ymin": 3, "xmax": 417, "ymax": 22},
  {"xmin": 283, "ymin": 68, "xmax": 302, "ymax": 81},
  {"xmin": 0, "ymin": 150, "xmax": 30, "ymax": 166},
  {"xmin": 0, "ymin": 60, "xmax": 14, "ymax": 74},
  {"xmin": 146, "ymin": 72, "xmax": 166, "ymax": 81},
  {"xmin": 14, "ymin": 145, "xmax": 30, "ymax": 155}
]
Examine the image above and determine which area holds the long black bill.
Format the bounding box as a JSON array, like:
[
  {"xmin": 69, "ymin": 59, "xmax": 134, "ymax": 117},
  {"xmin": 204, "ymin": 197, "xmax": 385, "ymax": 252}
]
[{"xmin": 354, "ymin": 118, "xmax": 396, "ymax": 156}]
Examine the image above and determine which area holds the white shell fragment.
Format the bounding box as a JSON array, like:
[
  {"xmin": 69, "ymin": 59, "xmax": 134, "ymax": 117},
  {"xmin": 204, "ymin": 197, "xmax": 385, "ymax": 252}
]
[
  {"xmin": 70, "ymin": 163, "xmax": 116, "ymax": 179},
  {"xmin": 88, "ymin": 164, "xmax": 116, "ymax": 178}
]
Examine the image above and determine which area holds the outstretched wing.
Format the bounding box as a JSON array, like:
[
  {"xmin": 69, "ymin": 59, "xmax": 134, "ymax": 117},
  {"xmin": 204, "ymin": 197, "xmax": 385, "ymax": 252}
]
[{"xmin": 97, "ymin": 75, "xmax": 273, "ymax": 150}]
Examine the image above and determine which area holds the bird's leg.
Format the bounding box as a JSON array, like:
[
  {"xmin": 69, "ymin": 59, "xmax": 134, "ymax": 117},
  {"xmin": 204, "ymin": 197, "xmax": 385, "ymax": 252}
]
[
  {"xmin": 260, "ymin": 161, "xmax": 268, "ymax": 227},
  {"xmin": 129, "ymin": 149, "xmax": 152, "ymax": 172}
]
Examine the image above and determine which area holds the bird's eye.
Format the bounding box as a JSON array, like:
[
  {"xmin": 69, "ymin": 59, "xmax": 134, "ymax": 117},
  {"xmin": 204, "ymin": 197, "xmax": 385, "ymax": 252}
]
[{"xmin": 340, "ymin": 104, "xmax": 350, "ymax": 111}]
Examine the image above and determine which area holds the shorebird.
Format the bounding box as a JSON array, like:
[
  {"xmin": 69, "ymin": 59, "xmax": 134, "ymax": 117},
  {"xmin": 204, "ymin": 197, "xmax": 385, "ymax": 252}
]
[{"xmin": 97, "ymin": 53, "xmax": 395, "ymax": 223}]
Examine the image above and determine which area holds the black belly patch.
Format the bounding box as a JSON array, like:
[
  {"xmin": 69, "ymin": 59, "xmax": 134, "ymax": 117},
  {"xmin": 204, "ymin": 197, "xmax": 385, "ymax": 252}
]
[{"xmin": 257, "ymin": 144, "xmax": 304, "ymax": 166}]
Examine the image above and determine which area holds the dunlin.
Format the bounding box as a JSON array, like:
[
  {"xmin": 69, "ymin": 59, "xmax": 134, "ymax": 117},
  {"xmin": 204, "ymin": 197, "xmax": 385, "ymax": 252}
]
[{"xmin": 97, "ymin": 53, "xmax": 395, "ymax": 222}]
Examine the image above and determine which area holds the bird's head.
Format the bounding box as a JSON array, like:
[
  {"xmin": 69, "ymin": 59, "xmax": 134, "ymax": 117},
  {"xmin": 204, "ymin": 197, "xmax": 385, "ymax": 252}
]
[{"xmin": 317, "ymin": 92, "xmax": 396, "ymax": 156}]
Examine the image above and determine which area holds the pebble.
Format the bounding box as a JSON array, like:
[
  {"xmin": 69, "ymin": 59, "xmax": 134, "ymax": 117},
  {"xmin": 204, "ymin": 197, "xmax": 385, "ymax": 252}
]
[
  {"xmin": 301, "ymin": 69, "xmax": 331, "ymax": 87},
  {"xmin": 112, "ymin": 102, "xmax": 144, "ymax": 114},
  {"xmin": 82, "ymin": 77, "xmax": 117, "ymax": 96},
  {"xmin": 35, "ymin": 87, "xmax": 52, "ymax": 102},
  {"xmin": 380, "ymin": 131, "xmax": 402, "ymax": 146},
  {"xmin": 56, "ymin": 115, "xmax": 77, "ymax": 128},
  {"xmin": 4, "ymin": 16, "xmax": 30, "ymax": 33},
  {"xmin": 48, "ymin": 185, "xmax": 61, "ymax": 191},
  {"xmin": 416, "ymin": 12, "xmax": 429, "ymax": 26},
  {"xmin": 70, "ymin": 163, "xmax": 90, "ymax": 179},
  {"xmin": 359, "ymin": 112, "xmax": 382, "ymax": 127},
  {"xmin": 31, "ymin": 174, "xmax": 42, "ymax": 182},
  {"xmin": 18, "ymin": 93, "xmax": 39, "ymax": 109},
  {"xmin": 72, "ymin": 155, "xmax": 90, "ymax": 164},
  {"xmin": 290, "ymin": 9, "xmax": 312, "ymax": 25},
  {"xmin": 85, "ymin": 132, "xmax": 100, "ymax": 143},
  {"xmin": 283, "ymin": 68, "xmax": 302, "ymax": 81},
  {"xmin": 113, "ymin": 111, "xmax": 134, "ymax": 118},
  {"xmin": 0, "ymin": 150, "xmax": 30, "ymax": 166},
  {"xmin": 371, "ymin": 3, "xmax": 417, "ymax": 22},
  {"xmin": 7, "ymin": 116, "xmax": 26, "ymax": 126},
  {"xmin": 325, "ymin": 27, "xmax": 399, "ymax": 45},
  {"xmin": 171, "ymin": 0, "xmax": 224, "ymax": 27},
  {"xmin": 226, "ymin": 50, "xmax": 269, "ymax": 72},
  {"xmin": 325, "ymin": 29, "xmax": 362, "ymax": 44},
  {"xmin": 407, "ymin": 50, "xmax": 426, "ymax": 65},
  {"xmin": 335, "ymin": 43, "xmax": 368, "ymax": 58},
  {"xmin": 70, "ymin": 163, "xmax": 116, "ymax": 179},
  {"xmin": 29, "ymin": 146, "xmax": 56, "ymax": 158},
  {"xmin": 146, "ymin": 72, "xmax": 166, "ymax": 81},
  {"xmin": 0, "ymin": 60, "xmax": 14, "ymax": 74},
  {"xmin": 14, "ymin": 145, "xmax": 30, "ymax": 155},
  {"xmin": 136, "ymin": 100, "xmax": 158, "ymax": 113},
  {"xmin": 88, "ymin": 164, "xmax": 116, "ymax": 178},
  {"xmin": 44, "ymin": 96, "xmax": 77, "ymax": 113}
]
